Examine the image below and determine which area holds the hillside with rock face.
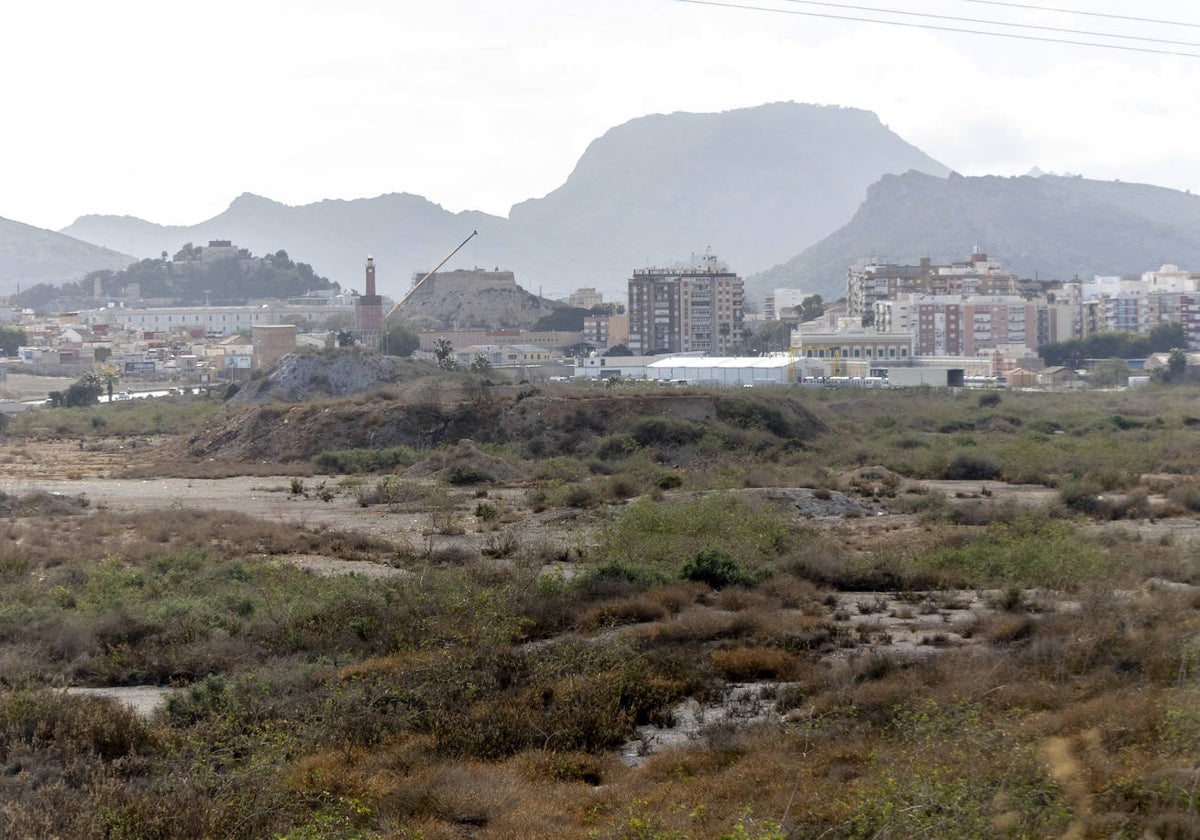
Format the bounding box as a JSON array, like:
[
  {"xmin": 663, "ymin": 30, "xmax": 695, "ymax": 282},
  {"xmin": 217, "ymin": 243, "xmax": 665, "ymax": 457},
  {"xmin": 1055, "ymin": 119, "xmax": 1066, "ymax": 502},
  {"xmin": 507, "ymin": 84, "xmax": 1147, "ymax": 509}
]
[
  {"xmin": 394, "ymin": 268, "xmax": 566, "ymax": 331},
  {"xmin": 748, "ymin": 171, "xmax": 1200, "ymax": 302}
]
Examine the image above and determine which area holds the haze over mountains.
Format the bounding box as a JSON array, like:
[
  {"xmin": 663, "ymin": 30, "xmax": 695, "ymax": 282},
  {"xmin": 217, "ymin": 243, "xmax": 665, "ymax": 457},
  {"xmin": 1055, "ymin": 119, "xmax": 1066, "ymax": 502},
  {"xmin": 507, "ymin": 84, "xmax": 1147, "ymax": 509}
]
[
  {"xmin": 59, "ymin": 103, "xmax": 948, "ymax": 301},
  {"xmin": 748, "ymin": 171, "xmax": 1200, "ymax": 303},
  {"xmin": 7, "ymin": 101, "xmax": 1200, "ymax": 306},
  {"xmin": 0, "ymin": 217, "xmax": 134, "ymax": 291}
]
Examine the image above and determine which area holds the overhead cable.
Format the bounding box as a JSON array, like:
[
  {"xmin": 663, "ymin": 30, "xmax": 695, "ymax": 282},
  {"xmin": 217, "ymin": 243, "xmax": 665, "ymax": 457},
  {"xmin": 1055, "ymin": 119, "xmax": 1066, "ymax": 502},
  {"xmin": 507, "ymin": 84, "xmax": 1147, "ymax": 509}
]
[
  {"xmin": 670, "ymin": 0, "xmax": 1200, "ymax": 58},
  {"xmin": 773, "ymin": 0, "xmax": 1200, "ymax": 49},
  {"xmin": 958, "ymin": 0, "xmax": 1200, "ymax": 30}
]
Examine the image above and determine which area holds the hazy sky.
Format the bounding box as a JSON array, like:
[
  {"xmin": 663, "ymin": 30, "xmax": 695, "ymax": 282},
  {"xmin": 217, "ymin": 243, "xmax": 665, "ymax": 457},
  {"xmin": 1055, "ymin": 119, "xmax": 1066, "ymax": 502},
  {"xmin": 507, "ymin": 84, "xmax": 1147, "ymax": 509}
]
[{"xmin": 4, "ymin": 0, "xmax": 1199, "ymax": 232}]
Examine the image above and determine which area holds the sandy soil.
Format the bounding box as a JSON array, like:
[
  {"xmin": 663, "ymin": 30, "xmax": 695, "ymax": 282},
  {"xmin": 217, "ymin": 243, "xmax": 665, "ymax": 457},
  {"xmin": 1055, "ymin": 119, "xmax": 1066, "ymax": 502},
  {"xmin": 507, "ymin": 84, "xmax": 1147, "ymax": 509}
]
[{"xmin": 0, "ymin": 372, "xmax": 77, "ymax": 405}]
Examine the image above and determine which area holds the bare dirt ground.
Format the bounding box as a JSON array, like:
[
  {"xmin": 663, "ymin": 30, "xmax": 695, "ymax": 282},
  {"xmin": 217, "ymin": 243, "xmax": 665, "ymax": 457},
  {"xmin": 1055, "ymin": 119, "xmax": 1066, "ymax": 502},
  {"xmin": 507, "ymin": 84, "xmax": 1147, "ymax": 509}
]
[
  {"xmin": 8, "ymin": 438, "xmax": 1196, "ymax": 727},
  {"xmin": 0, "ymin": 372, "xmax": 76, "ymax": 403}
]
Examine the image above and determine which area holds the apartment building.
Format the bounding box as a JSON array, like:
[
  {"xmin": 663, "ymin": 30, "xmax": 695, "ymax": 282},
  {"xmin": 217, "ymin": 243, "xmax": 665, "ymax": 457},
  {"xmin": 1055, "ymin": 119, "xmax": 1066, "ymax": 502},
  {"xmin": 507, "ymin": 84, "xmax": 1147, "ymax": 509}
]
[
  {"xmin": 903, "ymin": 295, "xmax": 1039, "ymax": 356},
  {"xmin": 627, "ymin": 253, "xmax": 745, "ymax": 355},
  {"xmin": 848, "ymin": 251, "xmax": 1022, "ymax": 323}
]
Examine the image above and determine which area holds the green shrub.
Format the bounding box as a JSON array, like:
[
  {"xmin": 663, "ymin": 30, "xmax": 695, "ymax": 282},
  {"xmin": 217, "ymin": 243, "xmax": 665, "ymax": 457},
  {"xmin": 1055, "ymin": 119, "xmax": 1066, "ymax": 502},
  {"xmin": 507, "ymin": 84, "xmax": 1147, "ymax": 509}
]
[
  {"xmin": 655, "ymin": 473, "xmax": 683, "ymax": 490},
  {"xmin": 943, "ymin": 453, "xmax": 1002, "ymax": 481},
  {"xmin": 715, "ymin": 398, "xmax": 796, "ymax": 437},
  {"xmin": 681, "ymin": 548, "xmax": 754, "ymax": 589},
  {"xmin": 915, "ymin": 514, "xmax": 1122, "ymax": 589},
  {"xmin": 630, "ymin": 416, "xmax": 706, "ymax": 447},
  {"xmin": 1059, "ymin": 478, "xmax": 1103, "ymax": 514},
  {"xmin": 313, "ymin": 445, "xmax": 420, "ymax": 474},
  {"xmin": 444, "ymin": 465, "xmax": 485, "ymax": 485},
  {"xmin": 533, "ymin": 456, "xmax": 590, "ymax": 481},
  {"xmin": 595, "ymin": 433, "xmax": 640, "ymax": 460},
  {"xmin": 598, "ymin": 495, "xmax": 790, "ymax": 573}
]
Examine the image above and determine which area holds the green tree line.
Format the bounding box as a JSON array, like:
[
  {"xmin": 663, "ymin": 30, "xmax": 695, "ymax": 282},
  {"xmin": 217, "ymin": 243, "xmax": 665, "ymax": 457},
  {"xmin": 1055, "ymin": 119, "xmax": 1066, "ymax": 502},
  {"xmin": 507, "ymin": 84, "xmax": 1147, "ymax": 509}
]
[
  {"xmin": 1039, "ymin": 322, "xmax": 1185, "ymax": 367},
  {"xmin": 13, "ymin": 246, "xmax": 338, "ymax": 309}
]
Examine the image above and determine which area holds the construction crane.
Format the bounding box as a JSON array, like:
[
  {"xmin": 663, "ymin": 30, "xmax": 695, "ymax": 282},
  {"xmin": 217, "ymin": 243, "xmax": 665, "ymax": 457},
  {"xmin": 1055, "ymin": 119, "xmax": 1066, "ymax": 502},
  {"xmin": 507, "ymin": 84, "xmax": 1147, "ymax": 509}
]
[{"xmin": 384, "ymin": 230, "xmax": 478, "ymax": 322}]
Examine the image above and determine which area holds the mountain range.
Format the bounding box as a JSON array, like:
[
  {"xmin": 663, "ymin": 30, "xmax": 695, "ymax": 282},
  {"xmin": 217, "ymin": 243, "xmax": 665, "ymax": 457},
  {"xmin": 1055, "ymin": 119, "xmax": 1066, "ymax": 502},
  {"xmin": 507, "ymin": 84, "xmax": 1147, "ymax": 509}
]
[
  {"xmin": 0, "ymin": 217, "xmax": 134, "ymax": 292},
  {"xmin": 56, "ymin": 103, "xmax": 949, "ymax": 301},
  {"xmin": 7, "ymin": 100, "xmax": 1200, "ymax": 308},
  {"xmin": 746, "ymin": 171, "xmax": 1200, "ymax": 303}
]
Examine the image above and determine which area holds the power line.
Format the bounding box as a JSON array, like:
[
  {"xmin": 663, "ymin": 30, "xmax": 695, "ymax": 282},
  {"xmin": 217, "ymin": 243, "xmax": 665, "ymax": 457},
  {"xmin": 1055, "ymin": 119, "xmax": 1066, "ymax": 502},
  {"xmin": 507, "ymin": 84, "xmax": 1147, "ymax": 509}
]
[
  {"xmin": 771, "ymin": 0, "xmax": 1200, "ymax": 49},
  {"xmin": 670, "ymin": 0, "xmax": 1200, "ymax": 58},
  {"xmin": 958, "ymin": 0, "xmax": 1200, "ymax": 31}
]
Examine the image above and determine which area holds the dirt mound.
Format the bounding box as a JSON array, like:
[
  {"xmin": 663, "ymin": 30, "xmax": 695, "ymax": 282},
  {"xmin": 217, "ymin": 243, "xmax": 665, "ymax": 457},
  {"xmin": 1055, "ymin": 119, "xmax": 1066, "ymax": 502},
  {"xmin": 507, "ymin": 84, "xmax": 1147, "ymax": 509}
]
[
  {"xmin": 403, "ymin": 439, "xmax": 525, "ymax": 483},
  {"xmin": 185, "ymin": 387, "xmax": 827, "ymax": 465},
  {"xmin": 230, "ymin": 350, "xmax": 438, "ymax": 403}
]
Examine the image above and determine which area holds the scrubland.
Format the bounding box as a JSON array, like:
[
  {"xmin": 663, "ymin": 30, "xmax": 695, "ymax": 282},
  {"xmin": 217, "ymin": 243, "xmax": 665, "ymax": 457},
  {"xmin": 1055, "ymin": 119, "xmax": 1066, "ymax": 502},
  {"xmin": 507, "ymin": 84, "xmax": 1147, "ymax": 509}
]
[{"xmin": 3, "ymin": 380, "xmax": 1200, "ymax": 838}]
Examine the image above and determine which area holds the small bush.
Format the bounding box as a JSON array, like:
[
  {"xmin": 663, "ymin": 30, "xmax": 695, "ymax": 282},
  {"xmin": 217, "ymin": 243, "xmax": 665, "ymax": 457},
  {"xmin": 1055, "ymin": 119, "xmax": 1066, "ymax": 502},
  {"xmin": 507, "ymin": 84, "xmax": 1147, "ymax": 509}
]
[
  {"xmin": 581, "ymin": 596, "xmax": 669, "ymax": 629},
  {"xmin": 1059, "ymin": 478, "xmax": 1103, "ymax": 514},
  {"xmin": 655, "ymin": 473, "xmax": 683, "ymax": 490},
  {"xmin": 978, "ymin": 391, "xmax": 1002, "ymax": 407},
  {"xmin": 595, "ymin": 434, "xmax": 640, "ymax": 460},
  {"xmin": 943, "ymin": 453, "xmax": 1002, "ymax": 481},
  {"xmin": 630, "ymin": 416, "xmax": 706, "ymax": 448},
  {"xmin": 710, "ymin": 646, "xmax": 796, "ymax": 681},
  {"xmin": 444, "ymin": 465, "xmax": 487, "ymax": 485},
  {"xmin": 314, "ymin": 445, "xmax": 420, "ymax": 474},
  {"xmin": 681, "ymin": 548, "xmax": 754, "ymax": 589}
]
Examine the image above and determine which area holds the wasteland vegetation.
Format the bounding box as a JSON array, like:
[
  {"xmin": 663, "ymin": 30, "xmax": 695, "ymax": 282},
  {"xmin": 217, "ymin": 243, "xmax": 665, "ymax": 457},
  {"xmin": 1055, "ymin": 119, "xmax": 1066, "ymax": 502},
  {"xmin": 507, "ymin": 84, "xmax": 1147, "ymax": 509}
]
[{"xmin": 4, "ymin": 378, "xmax": 1200, "ymax": 837}]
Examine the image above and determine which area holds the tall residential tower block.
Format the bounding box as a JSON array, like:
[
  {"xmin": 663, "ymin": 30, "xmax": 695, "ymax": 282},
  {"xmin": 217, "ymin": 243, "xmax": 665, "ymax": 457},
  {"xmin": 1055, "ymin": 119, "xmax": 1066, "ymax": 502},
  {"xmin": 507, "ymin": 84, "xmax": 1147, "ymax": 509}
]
[{"xmin": 627, "ymin": 252, "xmax": 744, "ymax": 355}]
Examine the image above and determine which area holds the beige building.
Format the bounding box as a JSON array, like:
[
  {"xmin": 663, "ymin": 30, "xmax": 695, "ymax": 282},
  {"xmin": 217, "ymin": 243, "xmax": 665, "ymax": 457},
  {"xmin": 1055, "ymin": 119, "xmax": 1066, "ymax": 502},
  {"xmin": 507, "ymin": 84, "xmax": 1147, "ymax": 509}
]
[
  {"xmin": 252, "ymin": 324, "xmax": 296, "ymax": 370},
  {"xmin": 793, "ymin": 325, "xmax": 914, "ymax": 375}
]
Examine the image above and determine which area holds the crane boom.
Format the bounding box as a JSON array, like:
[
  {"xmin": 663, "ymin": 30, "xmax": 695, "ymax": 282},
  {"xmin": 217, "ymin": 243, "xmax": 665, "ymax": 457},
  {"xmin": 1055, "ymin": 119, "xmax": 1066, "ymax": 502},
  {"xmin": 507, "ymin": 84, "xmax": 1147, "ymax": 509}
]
[{"xmin": 384, "ymin": 230, "xmax": 478, "ymax": 322}]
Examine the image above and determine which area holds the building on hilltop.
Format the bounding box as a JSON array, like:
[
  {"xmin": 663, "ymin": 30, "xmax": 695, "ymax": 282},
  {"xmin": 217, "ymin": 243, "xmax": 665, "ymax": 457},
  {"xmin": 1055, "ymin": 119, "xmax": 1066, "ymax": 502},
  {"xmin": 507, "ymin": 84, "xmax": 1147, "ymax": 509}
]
[
  {"xmin": 627, "ymin": 251, "xmax": 745, "ymax": 355},
  {"xmin": 200, "ymin": 240, "xmax": 241, "ymax": 263},
  {"xmin": 565, "ymin": 288, "xmax": 604, "ymax": 310}
]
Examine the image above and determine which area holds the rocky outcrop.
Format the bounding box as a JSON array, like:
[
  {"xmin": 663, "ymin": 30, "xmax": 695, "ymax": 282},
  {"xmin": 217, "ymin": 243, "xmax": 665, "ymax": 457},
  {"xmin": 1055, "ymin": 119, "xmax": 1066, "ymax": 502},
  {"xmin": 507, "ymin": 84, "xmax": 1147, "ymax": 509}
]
[{"xmin": 394, "ymin": 268, "xmax": 564, "ymax": 331}]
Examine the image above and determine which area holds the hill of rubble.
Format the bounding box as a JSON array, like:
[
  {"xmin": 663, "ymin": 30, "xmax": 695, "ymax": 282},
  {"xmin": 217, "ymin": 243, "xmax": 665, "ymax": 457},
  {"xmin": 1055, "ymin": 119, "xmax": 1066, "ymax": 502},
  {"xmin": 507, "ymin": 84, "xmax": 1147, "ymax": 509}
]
[
  {"xmin": 190, "ymin": 383, "xmax": 827, "ymax": 465},
  {"xmin": 229, "ymin": 350, "xmax": 440, "ymax": 404}
]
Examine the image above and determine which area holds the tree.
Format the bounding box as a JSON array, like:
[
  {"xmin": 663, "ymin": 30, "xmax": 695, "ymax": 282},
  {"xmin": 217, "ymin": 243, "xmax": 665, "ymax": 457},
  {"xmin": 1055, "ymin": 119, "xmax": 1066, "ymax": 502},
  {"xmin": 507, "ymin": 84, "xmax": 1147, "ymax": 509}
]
[
  {"xmin": 380, "ymin": 323, "xmax": 420, "ymax": 357},
  {"xmin": 432, "ymin": 338, "xmax": 460, "ymax": 370},
  {"xmin": 604, "ymin": 344, "xmax": 632, "ymax": 357},
  {"xmin": 1149, "ymin": 322, "xmax": 1187, "ymax": 353},
  {"xmin": 469, "ymin": 354, "xmax": 493, "ymax": 374},
  {"xmin": 745, "ymin": 322, "xmax": 790, "ymax": 355},
  {"xmin": 173, "ymin": 242, "xmax": 201, "ymax": 261},
  {"xmin": 336, "ymin": 329, "xmax": 356, "ymax": 347},
  {"xmin": 1168, "ymin": 347, "xmax": 1188, "ymax": 382},
  {"xmin": 64, "ymin": 371, "xmax": 106, "ymax": 407},
  {"xmin": 0, "ymin": 327, "xmax": 27, "ymax": 357},
  {"xmin": 798, "ymin": 294, "xmax": 825, "ymax": 322}
]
